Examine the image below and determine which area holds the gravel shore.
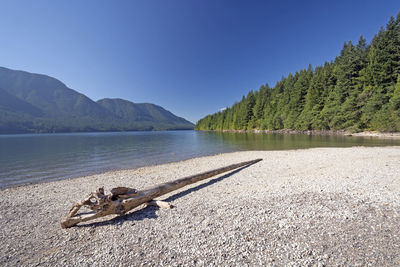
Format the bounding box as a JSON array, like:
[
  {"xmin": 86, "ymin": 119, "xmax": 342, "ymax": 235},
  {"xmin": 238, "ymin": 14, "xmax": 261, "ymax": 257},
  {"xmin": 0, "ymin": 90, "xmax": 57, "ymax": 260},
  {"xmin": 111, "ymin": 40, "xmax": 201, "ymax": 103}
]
[{"xmin": 1, "ymin": 147, "xmax": 400, "ymax": 266}]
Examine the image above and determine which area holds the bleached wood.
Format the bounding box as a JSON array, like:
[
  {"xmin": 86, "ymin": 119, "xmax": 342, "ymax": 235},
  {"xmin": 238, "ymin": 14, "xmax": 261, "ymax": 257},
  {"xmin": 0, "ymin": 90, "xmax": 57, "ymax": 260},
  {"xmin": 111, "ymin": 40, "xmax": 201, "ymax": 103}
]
[
  {"xmin": 147, "ymin": 200, "xmax": 173, "ymax": 209},
  {"xmin": 60, "ymin": 158, "xmax": 262, "ymax": 228}
]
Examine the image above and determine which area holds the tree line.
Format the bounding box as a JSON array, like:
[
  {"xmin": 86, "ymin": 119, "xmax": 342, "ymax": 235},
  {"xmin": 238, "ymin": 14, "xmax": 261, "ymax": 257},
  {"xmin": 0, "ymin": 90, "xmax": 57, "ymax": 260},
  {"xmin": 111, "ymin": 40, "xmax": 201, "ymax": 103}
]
[{"xmin": 196, "ymin": 13, "xmax": 400, "ymax": 132}]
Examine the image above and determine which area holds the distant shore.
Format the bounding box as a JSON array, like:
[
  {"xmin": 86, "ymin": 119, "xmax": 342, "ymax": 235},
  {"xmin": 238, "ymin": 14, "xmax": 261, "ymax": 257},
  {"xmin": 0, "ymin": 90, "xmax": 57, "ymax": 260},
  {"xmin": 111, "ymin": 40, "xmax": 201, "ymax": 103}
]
[
  {"xmin": 1, "ymin": 147, "xmax": 399, "ymax": 265},
  {"xmin": 350, "ymin": 131, "xmax": 400, "ymax": 139},
  {"xmin": 199, "ymin": 129, "xmax": 400, "ymax": 139}
]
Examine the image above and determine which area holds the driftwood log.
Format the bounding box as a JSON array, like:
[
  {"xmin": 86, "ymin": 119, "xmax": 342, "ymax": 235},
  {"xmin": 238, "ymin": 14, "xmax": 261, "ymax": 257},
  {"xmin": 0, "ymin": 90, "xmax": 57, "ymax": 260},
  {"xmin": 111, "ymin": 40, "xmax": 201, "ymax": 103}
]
[{"xmin": 61, "ymin": 158, "xmax": 262, "ymax": 228}]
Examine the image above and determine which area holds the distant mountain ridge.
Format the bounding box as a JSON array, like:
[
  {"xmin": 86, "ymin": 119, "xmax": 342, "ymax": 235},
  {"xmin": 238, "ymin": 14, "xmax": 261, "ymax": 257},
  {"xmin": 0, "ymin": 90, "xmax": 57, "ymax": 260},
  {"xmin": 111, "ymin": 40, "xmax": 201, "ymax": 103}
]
[
  {"xmin": 97, "ymin": 98, "xmax": 191, "ymax": 127},
  {"xmin": 0, "ymin": 66, "xmax": 194, "ymax": 133}
]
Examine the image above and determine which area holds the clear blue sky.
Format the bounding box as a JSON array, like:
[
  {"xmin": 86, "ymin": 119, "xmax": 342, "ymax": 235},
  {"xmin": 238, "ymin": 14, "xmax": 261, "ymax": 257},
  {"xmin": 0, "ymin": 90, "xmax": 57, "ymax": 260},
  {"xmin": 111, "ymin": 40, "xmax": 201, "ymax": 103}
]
[{"xmin": 0, "ymin": 1, "xmax": 399, "ymax": 123}]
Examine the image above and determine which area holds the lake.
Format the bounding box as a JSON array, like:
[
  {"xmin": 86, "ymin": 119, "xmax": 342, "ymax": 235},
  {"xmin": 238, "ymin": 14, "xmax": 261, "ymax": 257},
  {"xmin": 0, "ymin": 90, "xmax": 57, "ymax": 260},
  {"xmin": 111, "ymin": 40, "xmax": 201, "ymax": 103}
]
[{"xmin": 1, "ymin": 130, "xmax": 399, "ymax": 188}]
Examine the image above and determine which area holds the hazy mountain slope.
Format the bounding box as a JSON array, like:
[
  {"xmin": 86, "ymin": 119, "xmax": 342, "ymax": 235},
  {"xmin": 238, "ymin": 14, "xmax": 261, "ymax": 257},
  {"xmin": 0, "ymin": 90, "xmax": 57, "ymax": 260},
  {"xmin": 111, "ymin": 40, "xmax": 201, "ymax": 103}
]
[
  {"xmin": 0, "ymin": 67, "xmax": 114, "ymax": 119},
  {"xmin": 0, "ymin": 87, "xmax": 45, "ymax": 133},
  {"xmin": 97, "ymin": 98, "xmax": 194, "ymax": 129},
  {"xmin": 0, "ymin": 87, "xmax": 43, "ymax": 117},
  {"xmin": 0, "ymin": 67, "xmax": 193, "ymax": 133}
]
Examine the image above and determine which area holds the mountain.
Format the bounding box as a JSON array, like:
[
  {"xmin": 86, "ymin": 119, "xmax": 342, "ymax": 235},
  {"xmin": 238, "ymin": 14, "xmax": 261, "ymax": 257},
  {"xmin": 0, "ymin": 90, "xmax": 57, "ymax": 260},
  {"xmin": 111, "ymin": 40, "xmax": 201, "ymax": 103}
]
[
  {"xmin": 0, "ymin": 67, "xmax": 113, "ymax": 119},
  {"xmin": 0, "ymin": 87, "xmax": 46, "ymax": 134},
  {"xmin": 0, "ymin": 87, "xmax": 44, "ymax": 117},
  {"xmin": 97, "ymin": 98, "xmax": 193, "ymax": 130},
  {"xmin": 196, "ymin": 13, "xmax": 400, "ymax": 132},
  {"xmin": 0, "ymin": 67, "xmax": 194, "ymax": 133}
]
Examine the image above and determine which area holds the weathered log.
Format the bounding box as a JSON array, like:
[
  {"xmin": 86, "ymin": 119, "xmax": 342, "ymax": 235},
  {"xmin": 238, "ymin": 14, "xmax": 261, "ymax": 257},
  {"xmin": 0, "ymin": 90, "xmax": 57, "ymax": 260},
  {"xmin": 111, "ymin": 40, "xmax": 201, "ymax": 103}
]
[{"xmin": 61, "ymin": 158, "xmax": 262, "ymax": 228}]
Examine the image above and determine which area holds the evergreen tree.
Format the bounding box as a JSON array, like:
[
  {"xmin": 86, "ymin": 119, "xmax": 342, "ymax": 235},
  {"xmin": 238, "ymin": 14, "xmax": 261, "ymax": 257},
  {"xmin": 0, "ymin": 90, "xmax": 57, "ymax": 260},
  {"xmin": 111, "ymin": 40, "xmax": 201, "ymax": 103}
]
[
  {"xmin": 286, "ymin": 66, "xmax": 312, "ymax": 129},
  {"xmin": 195, "ymin": 12, "xmax": 400, "ymax": 133},
  {"xmin": 361, "ymin": 16, "xmax": 400, "ymax": 128},
  {"xmin": 297, "ymin": 66, "xmax": 324, "ymax": 130}
]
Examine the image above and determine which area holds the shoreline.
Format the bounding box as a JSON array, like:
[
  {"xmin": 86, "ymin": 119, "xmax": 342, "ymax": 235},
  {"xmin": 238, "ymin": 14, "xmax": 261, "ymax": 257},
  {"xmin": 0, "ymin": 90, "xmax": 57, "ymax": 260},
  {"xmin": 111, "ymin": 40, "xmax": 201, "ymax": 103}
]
[
  {"xmin": 199, "ymin": 129, "xmax": 400, "ymax": 139},
  {"xmin": 3, "ymin": 136, "xmax": 400, "ymax": 191},
  {"xmin": 2, "ymin": 129, "xmax": 400, "ymax": 190},
  {"xmin": 2, "ymin": 134, "xmax": 400, "ymax": 190},
  {"xmin": 1, "ymin": 147, "xmax": 400, "ymax": 265},
  {"xmin": 0, "ymin": 151, "xmax": 230, "ymax": 191}
]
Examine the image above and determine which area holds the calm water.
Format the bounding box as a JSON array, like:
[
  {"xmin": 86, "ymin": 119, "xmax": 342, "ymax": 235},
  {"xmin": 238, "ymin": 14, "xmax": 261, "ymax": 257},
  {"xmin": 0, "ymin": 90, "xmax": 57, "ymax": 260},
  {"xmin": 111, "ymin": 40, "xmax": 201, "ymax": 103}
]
[{"xmin": 1, "ymin": 130, "xmax": 399, "ymax": 188}]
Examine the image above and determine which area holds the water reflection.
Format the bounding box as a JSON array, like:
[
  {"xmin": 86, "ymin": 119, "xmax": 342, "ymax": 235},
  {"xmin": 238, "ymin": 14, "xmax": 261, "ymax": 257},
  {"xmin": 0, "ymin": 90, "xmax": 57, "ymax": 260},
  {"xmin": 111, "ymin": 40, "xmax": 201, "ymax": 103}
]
[
  {"xmin": 0, "ymin": 130, "xmax": 399, "ymax": 187},
  {"xmin": 204, "ymin": 131, "xmax": 399, "ymax": 150}
]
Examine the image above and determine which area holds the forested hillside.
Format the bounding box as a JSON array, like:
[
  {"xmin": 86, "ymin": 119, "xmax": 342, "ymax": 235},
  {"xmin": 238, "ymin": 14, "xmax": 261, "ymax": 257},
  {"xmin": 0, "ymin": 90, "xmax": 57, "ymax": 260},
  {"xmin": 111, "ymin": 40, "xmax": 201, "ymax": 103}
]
[
  {"xmin": 196, "ymin": 13, "xmax": 400, "ymax": 132},
  {"xmin": 0, "ymin": 67, "xmax": 194, "ymax": 133},
  {"xmin": 97, "ymin": 98, "xmax": 195, "ymax": 131}
]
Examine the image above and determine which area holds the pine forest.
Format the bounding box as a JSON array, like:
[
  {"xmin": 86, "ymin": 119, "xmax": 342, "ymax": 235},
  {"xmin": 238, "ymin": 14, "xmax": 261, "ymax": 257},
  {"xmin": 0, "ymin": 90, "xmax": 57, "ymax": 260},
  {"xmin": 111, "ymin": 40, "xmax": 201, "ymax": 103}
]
[{"xmin": 196, "ymin": 13, "xmax": 400, "ymax": 132}]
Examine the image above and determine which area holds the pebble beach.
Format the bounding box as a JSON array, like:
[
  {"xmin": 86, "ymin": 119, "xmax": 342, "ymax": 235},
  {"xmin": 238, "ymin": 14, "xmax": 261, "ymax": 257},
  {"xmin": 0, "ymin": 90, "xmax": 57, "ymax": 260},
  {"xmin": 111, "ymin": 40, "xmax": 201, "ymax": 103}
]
[{"xmin": 1, "ymin": 146, "xmax": 400, "ymax": 266}]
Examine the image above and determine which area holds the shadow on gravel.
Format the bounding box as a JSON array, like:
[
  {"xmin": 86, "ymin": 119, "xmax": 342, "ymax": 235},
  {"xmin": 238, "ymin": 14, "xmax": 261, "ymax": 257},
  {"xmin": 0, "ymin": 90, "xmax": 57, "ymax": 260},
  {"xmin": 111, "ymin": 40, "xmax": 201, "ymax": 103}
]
[
  {"xmin": 75, "ymin": 164, "xmax": 252, "ymax": 228},
  {"xmin": 163, "ymin": 164, "xmax": 251, "ymax": 203}
]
